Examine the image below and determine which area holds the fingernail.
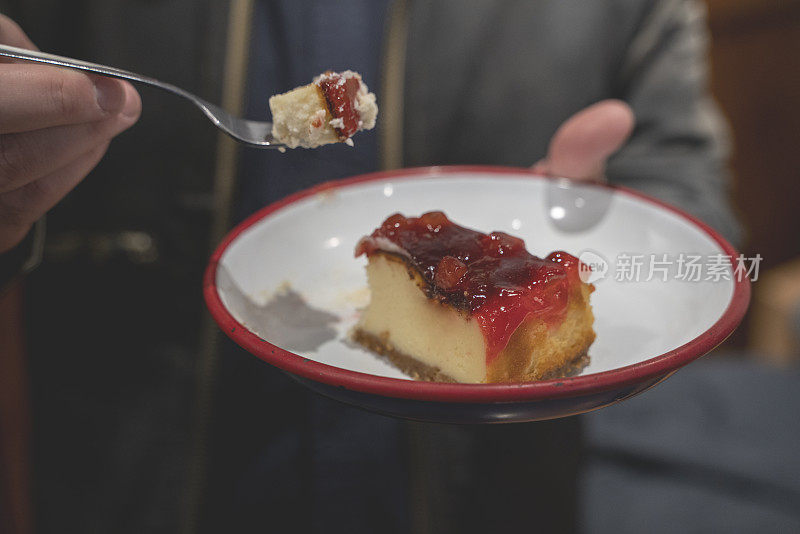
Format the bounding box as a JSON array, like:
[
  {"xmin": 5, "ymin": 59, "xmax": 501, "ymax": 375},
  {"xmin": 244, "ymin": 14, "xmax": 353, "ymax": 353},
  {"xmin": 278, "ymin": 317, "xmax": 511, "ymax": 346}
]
[{"xmin": 94, "ymin": 77, "xmax": 126, "ymax": 113}]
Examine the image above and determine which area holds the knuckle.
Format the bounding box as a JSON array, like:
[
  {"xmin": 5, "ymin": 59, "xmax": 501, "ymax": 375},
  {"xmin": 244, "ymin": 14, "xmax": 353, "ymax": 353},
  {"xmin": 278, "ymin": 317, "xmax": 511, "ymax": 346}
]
[
  {"xmin": 0, "ymin": 134, "xmax": 23, "ymax": 175},
  {"xmin": 48, "ymin": 73, "xmax": 94, "ymax": 120}
]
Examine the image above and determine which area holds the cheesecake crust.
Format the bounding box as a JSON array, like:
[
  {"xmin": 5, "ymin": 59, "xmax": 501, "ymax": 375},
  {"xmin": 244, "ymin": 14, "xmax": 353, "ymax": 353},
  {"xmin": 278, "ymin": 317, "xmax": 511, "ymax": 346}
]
[{"xmin": 352, "ymin": 328, "xmax": 457, "ymax": 382}]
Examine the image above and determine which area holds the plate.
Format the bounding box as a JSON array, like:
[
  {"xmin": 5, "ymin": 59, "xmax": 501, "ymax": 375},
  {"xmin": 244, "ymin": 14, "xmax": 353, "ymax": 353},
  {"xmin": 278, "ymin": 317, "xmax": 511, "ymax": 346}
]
[{"xmin": 204, "ymin": 166, "xmax": 750, "ymax": 423}]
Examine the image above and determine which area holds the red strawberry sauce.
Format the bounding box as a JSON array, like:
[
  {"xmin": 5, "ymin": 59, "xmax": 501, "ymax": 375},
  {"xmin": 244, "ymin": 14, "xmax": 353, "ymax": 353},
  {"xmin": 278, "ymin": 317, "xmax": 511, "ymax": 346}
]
[{"xmin": 316, "ymin": 72, "xmax": 361, "ymax": 139}]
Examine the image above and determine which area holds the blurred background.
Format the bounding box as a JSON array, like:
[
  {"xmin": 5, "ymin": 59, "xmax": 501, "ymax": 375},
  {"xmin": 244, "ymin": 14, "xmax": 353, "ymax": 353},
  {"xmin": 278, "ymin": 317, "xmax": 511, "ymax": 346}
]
[
  {"xmin": 0, "ymin": 0, "xmax": 799, "ymax": 533},
  {"xmin": 703, "ymin": 0, "xmax": 800, "ymax": 360}
]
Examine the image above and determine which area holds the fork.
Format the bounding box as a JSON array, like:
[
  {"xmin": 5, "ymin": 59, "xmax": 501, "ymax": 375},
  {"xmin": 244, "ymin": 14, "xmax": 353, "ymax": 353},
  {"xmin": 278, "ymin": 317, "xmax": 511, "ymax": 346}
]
[{"xmin": 0, "ymin": 44, "xmax": 285, "ymax": 149}]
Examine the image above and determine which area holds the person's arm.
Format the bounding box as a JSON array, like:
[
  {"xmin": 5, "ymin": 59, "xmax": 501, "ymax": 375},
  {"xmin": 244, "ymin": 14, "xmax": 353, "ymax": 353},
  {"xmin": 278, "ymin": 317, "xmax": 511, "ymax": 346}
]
[
  {"xmin": 0, "ymin": 15, "xmax": 141, "ymax": 534},
  {"xmin": 606, "ymin": 0, "xmax": 741, "ymax": 245}
]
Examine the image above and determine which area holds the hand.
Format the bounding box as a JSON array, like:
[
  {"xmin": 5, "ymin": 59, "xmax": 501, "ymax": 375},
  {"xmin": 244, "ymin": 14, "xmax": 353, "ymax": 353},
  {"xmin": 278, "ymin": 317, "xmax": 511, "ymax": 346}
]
[
  {"xmin": 531, "ymin": 100, "xmax": 635, "ymax": 182},
  {"xmin": 0, "ymin": 15, "xmax": 142, "ymax": 253}
]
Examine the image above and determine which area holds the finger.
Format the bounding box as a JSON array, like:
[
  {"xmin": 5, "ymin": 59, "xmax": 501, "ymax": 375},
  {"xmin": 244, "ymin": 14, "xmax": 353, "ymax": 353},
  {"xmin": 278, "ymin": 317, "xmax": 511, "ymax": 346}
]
[
  {"xmin": 0, "ymin": 14, "xmax": 38, "ymax": 51},
  {"xmin": 530, "ymin": 159, "xmax": 547, "ymax": 175},
  {"xmin": 540, "ymin": 100, "xmax": 635, "ymax": 182},
  {"xmin": 0, "ymin": 140, "xmax": 108, "ymax": 230},
  {"xmin": 0, "ymin": 88, "xmax": 140, "ymax": 192},
  {"xmin": 0, "ymin": 64, "xmax": 137, "ymax": 133}
]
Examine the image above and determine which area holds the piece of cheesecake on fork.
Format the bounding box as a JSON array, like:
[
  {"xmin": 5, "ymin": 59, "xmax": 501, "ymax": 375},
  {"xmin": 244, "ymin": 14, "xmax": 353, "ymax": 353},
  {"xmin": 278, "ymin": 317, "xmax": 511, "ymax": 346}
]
[{"xmin": 268, "ymin": 70, "xmax": 377, "ymax": 149}]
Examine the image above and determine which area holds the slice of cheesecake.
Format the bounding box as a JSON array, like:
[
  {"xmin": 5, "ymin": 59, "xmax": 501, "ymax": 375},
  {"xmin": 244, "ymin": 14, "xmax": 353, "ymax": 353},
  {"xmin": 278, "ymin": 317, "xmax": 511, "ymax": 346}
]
[
  {"xmin": 269, "ymin": 70, "xmax": 378, "ymax": 149},
  {"xmin": 353, "ymin": 212, "xmax": 595, "ymax": 383}
]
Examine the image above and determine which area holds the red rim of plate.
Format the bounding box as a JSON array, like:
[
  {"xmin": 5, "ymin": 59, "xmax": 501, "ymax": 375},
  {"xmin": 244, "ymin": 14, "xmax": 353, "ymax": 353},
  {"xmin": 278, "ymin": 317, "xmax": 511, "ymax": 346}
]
[{"xmin": 203, "ymin": 165, "xmax": 751, "ymax": 403}]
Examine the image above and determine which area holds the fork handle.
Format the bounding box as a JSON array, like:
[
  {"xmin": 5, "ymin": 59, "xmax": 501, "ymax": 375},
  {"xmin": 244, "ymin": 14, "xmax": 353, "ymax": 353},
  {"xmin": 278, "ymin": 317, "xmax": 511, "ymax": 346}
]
[{"xmin": 0, "ymin": 44, "xmax": 194, "ymax": 100}]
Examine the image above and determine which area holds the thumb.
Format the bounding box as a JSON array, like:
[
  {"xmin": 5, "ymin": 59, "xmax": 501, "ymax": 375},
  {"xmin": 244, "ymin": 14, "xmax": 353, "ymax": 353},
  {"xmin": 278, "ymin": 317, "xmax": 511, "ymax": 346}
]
[{"xmin": 535, "ymin": 99, "xmax": 635, "ymax": 182}]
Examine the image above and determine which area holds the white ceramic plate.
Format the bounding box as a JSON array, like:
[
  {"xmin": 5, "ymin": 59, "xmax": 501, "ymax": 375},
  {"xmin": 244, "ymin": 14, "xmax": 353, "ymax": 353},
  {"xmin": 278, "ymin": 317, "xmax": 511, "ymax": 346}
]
[{"xmin": 204, "ymin": 167, "xmax": 749, "ymax": 423}]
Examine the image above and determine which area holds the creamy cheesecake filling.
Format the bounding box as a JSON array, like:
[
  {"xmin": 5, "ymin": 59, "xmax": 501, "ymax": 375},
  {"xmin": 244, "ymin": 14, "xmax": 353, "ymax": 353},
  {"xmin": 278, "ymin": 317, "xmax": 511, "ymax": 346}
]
[{"xmin": 357, "ymin": 254, "xmax": 487, "ymax": 383}]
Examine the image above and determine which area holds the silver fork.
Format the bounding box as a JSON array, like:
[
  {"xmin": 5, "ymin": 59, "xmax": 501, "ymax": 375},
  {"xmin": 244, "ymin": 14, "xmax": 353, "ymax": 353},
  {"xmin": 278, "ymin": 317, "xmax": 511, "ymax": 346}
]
[{"xmin": 0, "ymin": 44, "xmax": 285, "ymax": 149}]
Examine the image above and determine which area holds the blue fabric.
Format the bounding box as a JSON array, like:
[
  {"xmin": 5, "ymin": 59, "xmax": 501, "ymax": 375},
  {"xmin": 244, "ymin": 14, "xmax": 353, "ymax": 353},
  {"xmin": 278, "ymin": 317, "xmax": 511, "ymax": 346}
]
[
  {"xmin": 216, "ymin": 3, "xmax": 407, "ymax": 532},
  {"xmin": 236, "ymin": 0, "xmax": 390, "ymax": 221}
]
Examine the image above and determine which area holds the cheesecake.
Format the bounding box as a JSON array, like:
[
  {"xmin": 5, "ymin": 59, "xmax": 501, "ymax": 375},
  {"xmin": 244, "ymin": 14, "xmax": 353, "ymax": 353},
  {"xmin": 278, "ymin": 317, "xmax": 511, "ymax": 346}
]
[
  {"xmin": 353, "ymin": 212, "xmax": 595, "ymax": 383},
  {"xmin": 269, "ymin": 70, "xmax": 378, "ymax": 149}
]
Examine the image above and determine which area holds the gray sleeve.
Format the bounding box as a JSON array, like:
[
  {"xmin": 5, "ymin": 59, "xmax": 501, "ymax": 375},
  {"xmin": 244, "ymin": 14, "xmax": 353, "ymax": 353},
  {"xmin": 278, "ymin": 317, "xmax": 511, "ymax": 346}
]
[{"xmin": 607, "ymin": 0, "xmax": 742, "ymax": 246}]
